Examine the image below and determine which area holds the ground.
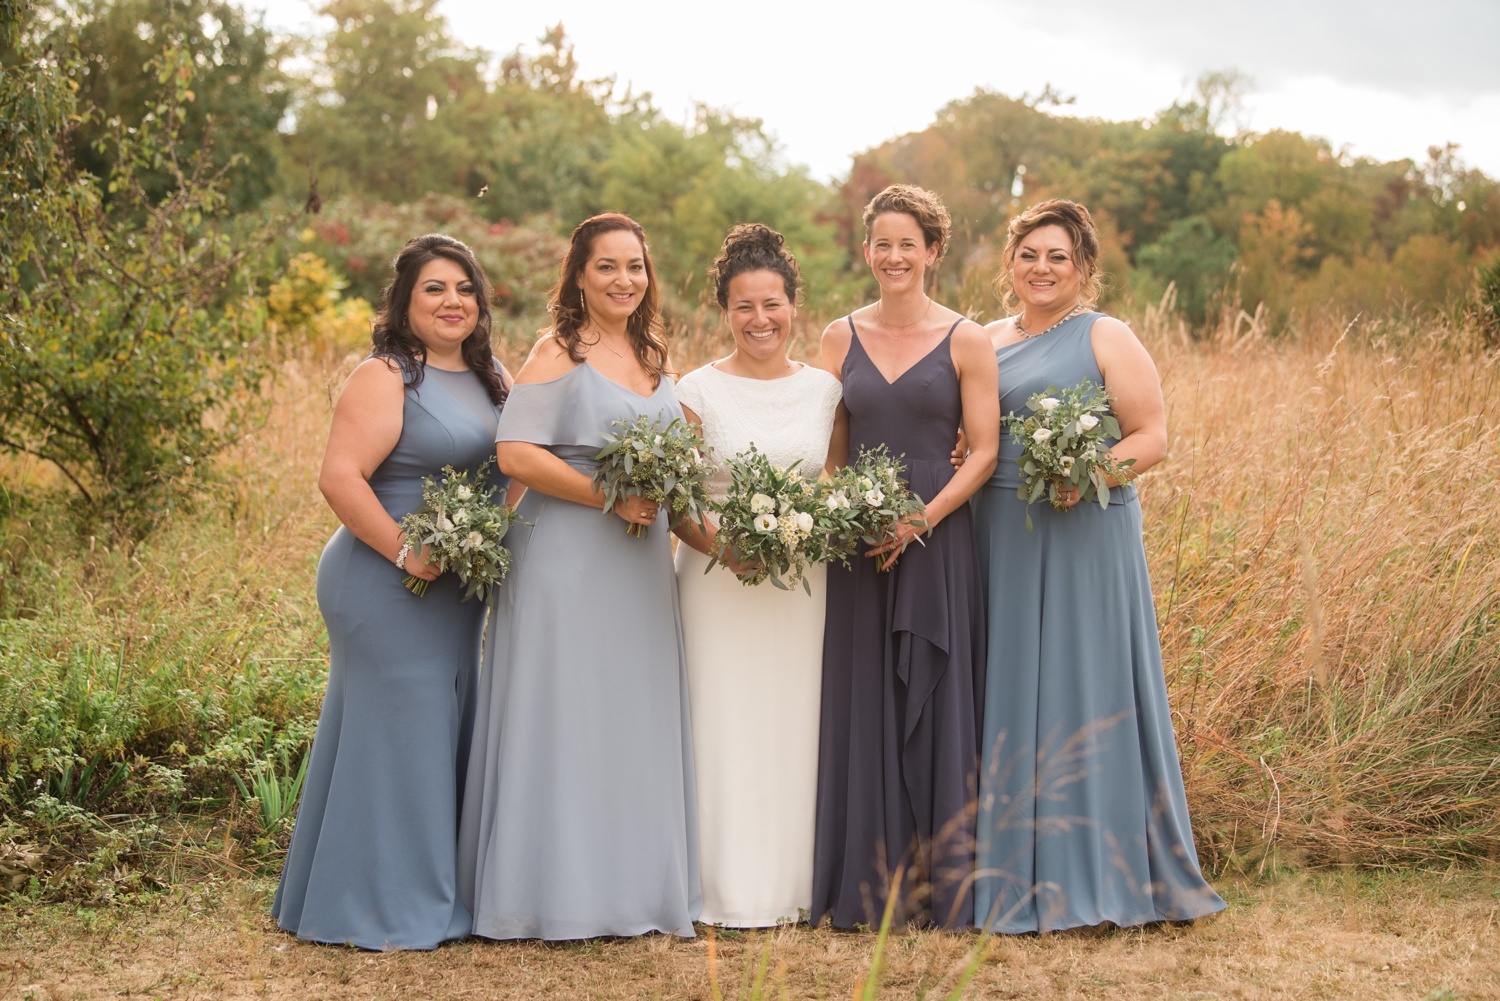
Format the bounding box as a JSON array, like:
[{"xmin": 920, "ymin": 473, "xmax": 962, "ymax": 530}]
[{"xmin": 2, "ymin": 870, "xmax": 1497, "ymax": 1000}]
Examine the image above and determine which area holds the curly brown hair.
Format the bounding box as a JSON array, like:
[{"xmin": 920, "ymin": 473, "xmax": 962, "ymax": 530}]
[
  {"xmin": 546, "ymin": 214, "xmax": 670, "ymax": 388},
  {"xmin": 862, "ymin": 184, "xmax": 953, "ymax": 264},
  {"xmin": 708, "ymin": 223, "xmax": 802, "ymax": 308},
  {"xmin": 993, "ymin": 199, "xmax": 1103, "ymax": 314},
  {"xmin": 370, "ymin": 233, "xmax": 506, "ymax": 405}
]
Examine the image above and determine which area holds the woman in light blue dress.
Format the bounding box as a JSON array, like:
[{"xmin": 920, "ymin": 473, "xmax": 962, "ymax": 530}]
[
  {"xmin": 973, "ymin": 200, "xmax": 1224, "ymax": 933},
  {"xmin": 457, "ymin": 214, "xmax": 700, "ymax": 940},
  {"xmin": 274, "ymin": 235, "xmax": 513, "ymax": 950}
]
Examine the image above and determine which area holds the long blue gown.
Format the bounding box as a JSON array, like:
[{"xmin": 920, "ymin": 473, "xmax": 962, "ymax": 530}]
[
  {"xmin": 274, "ymin": 362, "xmax": 506, "ymax": 950},
  {"xmin": 457, "ymin": 361, "xmax": 701, "ymax": 940},
  {"xmin": 972, "ymin": 313, "xmax": 1225, "ymax": 933}
]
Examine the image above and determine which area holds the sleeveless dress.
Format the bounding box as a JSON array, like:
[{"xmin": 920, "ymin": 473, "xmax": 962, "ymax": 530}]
[
  {"xmin": 812, "ymin": 319, "xmax": 987, "ymax": 931},
  {"xmin": 273, "ymin": 362, "xmax": 506, "ymax": 951},
  {"xmin": 674, "ymin": 362, "xmax": 843, "ymax": 927},
  {"xmin": 972, "ymin": 312, "xmax": 1225, "ymax": 933},
  {"xmin": 457, "ymin": 361, "xmax": 701, "ymax": 940}
]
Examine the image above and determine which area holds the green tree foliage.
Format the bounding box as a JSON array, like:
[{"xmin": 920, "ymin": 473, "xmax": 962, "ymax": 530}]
[
  {"xmin": 60, "ymin": 0, "xmax": 289, "ymax": 211},
  {"xmin": 1135, "ymin": 216, "xmax": 1238, "ymax": 324},
  {"xmin": 0, "ymin": 24, "xmax": 280, "ymax": 536}
]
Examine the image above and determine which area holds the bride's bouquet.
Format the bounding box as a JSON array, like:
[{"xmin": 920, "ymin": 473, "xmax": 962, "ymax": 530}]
[
  {"xmin": 1001, "ymin": 380, "xmax": 1136, "ymax": 531},
  {"xmin": 592, "ymin": 414, "xmax": 715, "ymax": 539},
  {"xmin": 710, "ymin": 446, "xmax": 840, "ymax": 593},
  {"xmin": 398, "ymin": 457, "xmax": 518, "ymax": 604},
  {"xmin": 820, "ymin": 445, "xmax": 928, "ymax": 571}
]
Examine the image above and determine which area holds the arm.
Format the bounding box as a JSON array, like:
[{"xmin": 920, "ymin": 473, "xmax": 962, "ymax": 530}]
[
  {"xmin": 820, "ymin": 320, "xmax": 853, "ymax": 472},
  {"xmin": 672, "ymin": 402, "xmax": 714, "ymax": 555},
  {"xmin": 318, "ymin": 358, "xmax": 440, "ymax": 581},
  {"xmin": 867, "ymin": 322, "xmax": 1000, "ymax": 567},
  {"xmin": 495, "ymin": 360, "xmax": 528, "ymax": 510},
  {"xmin": 1091, "ymin": 317, "xmax": 1167, "ymax": 483}
]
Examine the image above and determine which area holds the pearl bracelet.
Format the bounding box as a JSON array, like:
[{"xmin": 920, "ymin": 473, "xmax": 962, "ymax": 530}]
[{"xmin": 395, "ymin": 541, "xmax": 412, "ymax": 570}]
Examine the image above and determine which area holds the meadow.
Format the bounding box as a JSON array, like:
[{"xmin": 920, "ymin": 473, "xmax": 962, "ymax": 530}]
[{"xmin": 0, "ymin": 297, "xmax": 1496, "ymax": 997}]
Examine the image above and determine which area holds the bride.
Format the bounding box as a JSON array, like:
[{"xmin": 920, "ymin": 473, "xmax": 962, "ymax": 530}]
[{"xmin": 673, "ymin": 224, "xmax": 842, "ymax": 926}]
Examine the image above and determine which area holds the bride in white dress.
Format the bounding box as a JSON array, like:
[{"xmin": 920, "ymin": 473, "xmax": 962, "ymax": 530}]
[{"xmin": 673, "ymin": 225, "xmax": 843, "ymax": 927}]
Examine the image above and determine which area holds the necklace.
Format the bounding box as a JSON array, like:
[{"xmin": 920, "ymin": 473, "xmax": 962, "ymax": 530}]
[
  {"xmin": 1017, "ymin": 302, "xmax": 1085, "ymax": 339},
  {"xmin": 582, "ymin": 329, "xmax": 627, "ymax": 360},
  {"xmin": 876, "ymin": 296, "xmax": 932, "ymax": 338}
]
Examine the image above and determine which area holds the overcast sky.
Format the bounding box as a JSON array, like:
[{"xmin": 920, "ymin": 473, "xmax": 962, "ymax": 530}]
[{"xmin": 253, "ymin": 0, "xmax": 1500, "ymax": 180}]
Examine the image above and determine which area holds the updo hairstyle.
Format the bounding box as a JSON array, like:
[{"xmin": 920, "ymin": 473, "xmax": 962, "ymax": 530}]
[
  {"xmin": 708, "ymin": 223, "xmax": 802, "ymax": 309},
  {"xmin": 861, "ymin": 184, "xmax": 953, "ymax": 265},
  {"xmin": 994, "ymin": 199, "xmax": 1103, "ymax": 314},
  {"xmin": 371, "ymin": 233, "xmax": 506, "ymax": 405}
]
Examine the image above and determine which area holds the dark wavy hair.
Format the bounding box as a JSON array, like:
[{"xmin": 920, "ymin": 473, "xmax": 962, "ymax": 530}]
[
  {"xmin": 547, "ymin": 213, "xmax": 670, "ymax": 388},
  {"xmin": 370, "ymin": 234, "xmax": 506, "ymax": 405},
  {"xmin": 993, "ymin": 199, "xmax": 1103, "ymax": 314},
  {"xmin": 709, "ymin": 223, "xmax": 802, "ymax": 308}
]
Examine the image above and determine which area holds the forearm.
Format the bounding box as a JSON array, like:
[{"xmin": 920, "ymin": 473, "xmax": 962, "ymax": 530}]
[
  {"xmin": 497, "ymin": 443, "xmax": 606, "ymax": 509},
  {"xmin": 1104, "ymin": 429, "xmax": 1166, "ymax": 485},
  {"xmin": 322, "ymin": 477, "xmax": 404, "ymax": 563},
  {"xmin": 673, "ymin": 517, "xmax": 715, "ymax": 556}
]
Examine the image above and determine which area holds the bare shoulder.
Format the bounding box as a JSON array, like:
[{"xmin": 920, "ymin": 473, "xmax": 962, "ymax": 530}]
[
  {"xmin": 948, "ymin": 317, "xmax": 991, "ymax": 352},
  {"xmin": 1089, "ymin": 315, "xmax": 1153, "ymax": 360},
  {"xmin": 819, "ymin": 315, "xmax": 854, "ymax": 379},
  {"xmin": 514, "ymin": 331, "xmax": 579, "ymax": 385},
  {"xmin": 985, "ymin": 316, "xmax": 1023, "ymax": 349},
  {"xmin": 341, "ymin": 355, "xmax": 406, "ymax": 399}
]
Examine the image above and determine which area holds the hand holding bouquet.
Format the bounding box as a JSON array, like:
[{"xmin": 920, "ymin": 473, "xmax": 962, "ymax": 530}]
[
  {"xmin": 711, "ymin": 446, "xmax": 841, "ymax": 594},
  {"xmin": 592, "ymin": 414, "xmax": 714, "ymax": 539},
  {"xmin": 398, "ymin": 457, "xmax": 518, "ymax": 604},
  {"xmin": 820, "ymin": 445, "xmax": 928, "ymax": 571},
  {"xmin": 1001, "ymin": 380, "xmax": 1136, "ymax": 531}
]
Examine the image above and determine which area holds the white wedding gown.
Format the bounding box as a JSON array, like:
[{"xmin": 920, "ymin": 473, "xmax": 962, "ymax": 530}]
[{"xmin": 674, "ymin": 361, "xmax": 843, "ymax": 927}]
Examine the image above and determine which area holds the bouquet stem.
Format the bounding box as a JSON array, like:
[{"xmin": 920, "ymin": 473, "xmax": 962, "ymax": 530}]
[
  {"xmin": 626, "ymin": 522, "xmax": 649, "ymax": 539},
  {"xmin": 402, "ymin": 575, "xmax": 429, "ymax": 596}
]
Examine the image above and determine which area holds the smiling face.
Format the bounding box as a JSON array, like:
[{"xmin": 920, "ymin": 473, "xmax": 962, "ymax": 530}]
[
  {"xmin": 1012, "ymin": 223, "xmax": 1085, "ymax": 313},
  {"xmin": 864, "ymin": 212, "xmax": 939, "ymax": 296},
  {"xmin": 726, "ymin": 269, "xmax": 795, "ymax": 364},
  {"xmin": 406, "ymin": 257, "xmax": 478, "ymax": 355},
  {"xmin": 579, "ymin": 229, "xmax": 649, "ymax": 326}
]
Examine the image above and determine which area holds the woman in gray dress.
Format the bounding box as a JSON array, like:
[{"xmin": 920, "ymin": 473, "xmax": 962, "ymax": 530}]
[
  {"xmin": 457, "ymin": 214, "xmax": 701, "ymax": 940},
  {"xmin": 972, "ymin": 199, "xmax": 1224, "ymax": 933},
  {"xmin": 274, "ymin": 234, "xmax": 513, "ymax": 950}
]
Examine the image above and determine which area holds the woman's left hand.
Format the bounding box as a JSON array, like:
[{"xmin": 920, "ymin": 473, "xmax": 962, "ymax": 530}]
[{"xmin": 866, "ymin": 516, "xmax": 929, "ymax": 571}]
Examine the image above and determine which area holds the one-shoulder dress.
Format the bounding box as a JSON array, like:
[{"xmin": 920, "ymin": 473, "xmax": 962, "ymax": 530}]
[
  {"xmin": 812, "ymin": 318, "xmax": 987, "ymax": 930},
  {"xmin": 972, "ymin": 312, "xmax": 1225, "ymax": 933},
  {"xmin": 457, "ymin": 361, "xmax": 701, "ymax": 940},
  {"xmin": 274, "ymin": 362, "xmax": 506, "ymax": 951}
]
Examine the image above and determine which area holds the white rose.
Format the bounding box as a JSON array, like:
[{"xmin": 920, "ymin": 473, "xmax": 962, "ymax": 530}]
[
  {"xmin": 1038, "ymin": 397, "xmax": 1061, "ymax": 411},
  {"xmin": 454, "ymin": 485, "xmax": 472, "ymax": 501},
  {"xmin": 794, "ymin": 511, "xmax": 814, "ymax": 533},
  {"xmin": 1079, "ymin": 413, "xmax": 1100, "ymax": 431},
  {"xmin": 1032, "ymin": 428, "xmax": 1053, "ymax": 442},
  {"xmin": 453, "ymin": 508, "xmax": 469, "ymax": 524},
  {"xmin": 864, "ymin": 488, "xmax": 885, "ymax": 507},
  {"xmin": 825, "ymin": 491, "xmax": 849, "ymax": 510},
  {"xmin": 753, "ymin": 512, "xmax": 778, "ymax": 532},
  {"xmin": 437, "ymin": 516, "xmax": 455, "ymax": 533},
  {"xmin": 751, "ymin": 493, "xmax": 775, "ymax": 514},
  {"xmin": 463, "ymin": 531, "xmax": 484, "ymax": 550}
]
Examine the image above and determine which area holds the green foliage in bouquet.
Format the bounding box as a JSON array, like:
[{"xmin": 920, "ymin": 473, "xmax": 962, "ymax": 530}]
[
  {"xmin": 820, "ymin": 445, "xmax": 928, "ymax": 571},
  {"xmin": 710, "ymin": 446, "xmax": 842, "ymax": 594},
  {"xmin": 592, "ymin": 414, "xmax": 714, "ymax": 539},
  {"xmin": 397, "ymin": 458, "xmax": 518, "ymax": 604},
  {"xmin": 1001, "ymin": 381, "xmax": 1137, "ymax": 531}
]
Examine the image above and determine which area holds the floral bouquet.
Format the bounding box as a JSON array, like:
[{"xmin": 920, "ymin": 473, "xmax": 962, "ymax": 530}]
[
  {"xmin": 820, "ymin": 444, "xmax": 929, "ymax": 571},
  {"xmin": 592, "ymin": 414, "xmax": 715, "ymax": 539},
  {"xmin": 397, "ymin": 457, "xmax": 518, "ymax": 604},
  {"xmin": 710, "ymin": 445, "xmax": 842, "ymax": 594},
  {"xmin": 1000, "ymin": 380, "xmax": 1136, "ymax": 531}
]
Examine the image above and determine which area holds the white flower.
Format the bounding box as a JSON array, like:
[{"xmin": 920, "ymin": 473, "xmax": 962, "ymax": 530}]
[
  {"xmin": 794, "ymin": 511, "xmax": 814, "ymax": 533},
  {"xmin": 453, "ymin": 508, "xmax": 469, "ymax": 525},
  {"xmin": 825, "ymin": 490, "xmax": 850, "ymax": 510},
  {"xmin": 462, "ymin": 531, "xmax": 484, "ymax": 550},
  {"xmin": 864, "ymin": 488, "xmax": 885, "ymax": 507},
  {"xmin": 1079, "ymin": 413, "xmax": 1100, "ymax": 431},
  {"xmin": 750, "ymin": 493, "xmax": 775, "ymax": 514},
  {"xmin": 1059, "ymin": 455, "xmax": 1075, "ymax": 473},
  {"xmin": 1032, "ymin": 428, "xmax": 1053, "ymax": 442},
  {"xmin": 778, "ymin": 497, "xmax": 793, "ymax": 515},
  {"xmin": 753, "ymin": 512, "xmax": 779, "ymax": 532},
  {"xmin": 858, "ymin": 477, "xmax": 872, "ymax": 491},
  {"xmin": 437, "ymin": 516, "xmax": 455, "ymax": 533},
  {"xmin": 1038, "ymin": 397, "xmax": 1061, "ymax": 411},
  {"xmin": 454, "ymin": 485, "xmax": 472, "ymax": 501}
]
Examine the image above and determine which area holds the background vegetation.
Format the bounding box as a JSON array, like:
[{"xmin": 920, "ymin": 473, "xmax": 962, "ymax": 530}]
[{"xmin": 0, "ymin": 0, "xmax": 1497, "ymax": 915}]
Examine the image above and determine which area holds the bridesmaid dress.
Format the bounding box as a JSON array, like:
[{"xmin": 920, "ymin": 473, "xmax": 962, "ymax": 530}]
[
  {"xmin": 457, "ymin": 361, "xmax": 701, "ymax": 940},
  {"xmin": 674, "ymin": 362, "xmax": 842, "ymax": 927},
  {"xmin": 274, "ymin": 362, "xmax": 505, "ymax": 951},
  {"xmin": 972, "ymin": 312, "xmax": 1225, "ymax": 933},
  {"xmin": 812, "ymin": 319, "xmax": 987, "ymax": 931}
]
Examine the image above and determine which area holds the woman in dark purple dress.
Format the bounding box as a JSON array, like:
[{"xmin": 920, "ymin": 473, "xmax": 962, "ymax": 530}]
[{"xmin": 813, "ymin": 185, "xmax": 999, "ymax": 930}]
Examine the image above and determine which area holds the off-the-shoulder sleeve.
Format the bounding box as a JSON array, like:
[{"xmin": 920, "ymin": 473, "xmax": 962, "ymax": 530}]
[
  {"xmin": 494, "ymin": 366, "xmax": 600, "ymax": 446},
  {"xmin": 674, "ymin": 367, "xmax": 708, "ymax": 418}
]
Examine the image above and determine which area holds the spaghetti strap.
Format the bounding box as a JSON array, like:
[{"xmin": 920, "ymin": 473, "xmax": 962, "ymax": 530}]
[{"xmin": 946, "ymin": 317, "xmax": 962, "ymax": 337}]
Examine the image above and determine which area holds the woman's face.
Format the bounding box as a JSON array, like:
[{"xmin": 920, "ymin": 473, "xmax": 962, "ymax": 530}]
[
  {"xmin": 864, "ymin": 211, "xmax": 938, "ymax": 296},
  {"xmin": 1012, "ymin": 224, "xmax": 1084, "ymax": 313},
  {"xmin": 579, "ymin": 229, "xmax": 650, "ymax": 327},
  {"xmin": 407, "ymin": 257, "xmax": 478, "ymax": 354},
  {"xmin": 726, "ymin": 270, "xmax": 795, "ymax": 364}
]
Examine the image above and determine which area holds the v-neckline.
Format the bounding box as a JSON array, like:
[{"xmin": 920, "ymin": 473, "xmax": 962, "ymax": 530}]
[
  {"xmin": 849, "ymin": 317, "xmax": 954, "ymax": 387},
  {"xmin": 583, "ymin": 360, "xmax": 659, "ymax": 400}
]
